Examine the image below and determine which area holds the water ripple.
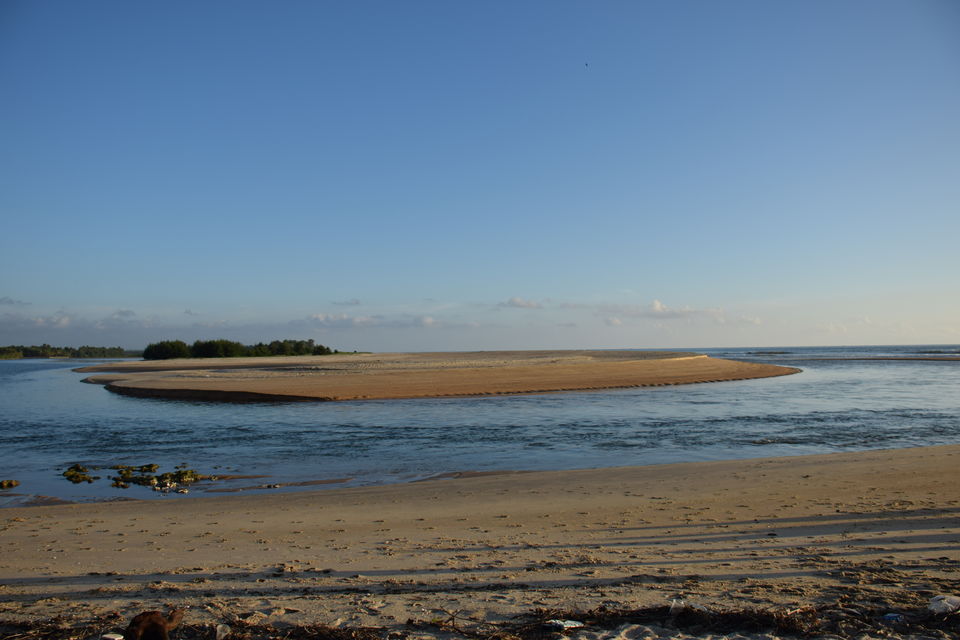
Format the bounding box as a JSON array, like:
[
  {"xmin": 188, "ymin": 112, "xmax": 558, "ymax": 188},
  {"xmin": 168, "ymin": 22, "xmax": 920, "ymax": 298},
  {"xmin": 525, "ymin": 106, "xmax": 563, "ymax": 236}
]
[{"xmin": 1, "ymin": 349, "xmax": 959, "ymax": 503}]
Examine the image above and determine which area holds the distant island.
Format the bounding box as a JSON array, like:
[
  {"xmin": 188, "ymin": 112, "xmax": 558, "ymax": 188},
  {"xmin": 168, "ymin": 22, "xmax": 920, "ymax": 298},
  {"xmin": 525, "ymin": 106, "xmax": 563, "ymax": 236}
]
[
  {"xmin": 143, "ymin": 338, "xmax": 339, "ymax": 360},
  {"xmin": 0, "ymin": 344, "xmax": 134, "ymax": 359}
]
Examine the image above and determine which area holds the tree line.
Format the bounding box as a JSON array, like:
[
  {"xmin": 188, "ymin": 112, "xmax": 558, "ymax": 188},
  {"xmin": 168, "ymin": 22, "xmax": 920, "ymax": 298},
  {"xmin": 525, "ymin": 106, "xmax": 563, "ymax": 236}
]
[
  {"xmin": 142, "ymin": 338, "xmax": 339, "ymax": 360},
  {"xmin": 0, "ymin": 344, "xmax": 132, "ymax": 359}
]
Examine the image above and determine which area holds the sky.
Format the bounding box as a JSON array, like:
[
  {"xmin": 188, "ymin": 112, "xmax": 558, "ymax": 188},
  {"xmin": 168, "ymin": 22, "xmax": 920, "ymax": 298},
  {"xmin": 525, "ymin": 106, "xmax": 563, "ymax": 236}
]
[{"xmin": 1, "ymin": 1, "xmax": 958, "ymax": 351}]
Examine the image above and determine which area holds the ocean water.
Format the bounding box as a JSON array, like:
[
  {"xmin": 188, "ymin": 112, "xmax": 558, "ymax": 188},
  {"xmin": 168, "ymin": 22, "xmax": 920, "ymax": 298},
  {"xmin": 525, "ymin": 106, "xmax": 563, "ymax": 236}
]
[{"xmin": 1, "ymin": 345, "xmax": 958, "ymax": 506}]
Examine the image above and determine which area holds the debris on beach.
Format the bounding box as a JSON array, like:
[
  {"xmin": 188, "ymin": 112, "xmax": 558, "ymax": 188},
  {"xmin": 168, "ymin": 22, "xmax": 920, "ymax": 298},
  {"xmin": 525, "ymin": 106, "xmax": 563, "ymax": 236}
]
[
  {"xmin": 544, "ymin": 619, "xmax": 586, "ymax": 630},
  {"xmin": 929, "ymin": 594, "xmax": 960, "ymax": 614},
  {"xmin": 502, "ymin": 601, "xmax": 960, "ymax": 640},
  {"xmin": 123, "ymin": 608, "xmax": 184, "ymax": 640},
  {"xmin": 3, "ymin": 600, "xmax": 960, "ymax": 640}
]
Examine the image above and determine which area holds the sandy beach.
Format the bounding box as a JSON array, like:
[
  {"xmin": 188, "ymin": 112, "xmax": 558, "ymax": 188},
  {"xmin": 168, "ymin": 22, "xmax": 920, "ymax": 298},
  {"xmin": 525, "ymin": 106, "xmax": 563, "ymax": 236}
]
[
  {"xmin": 2, "ymin": 445, "xmax": 958, "ymax": 638},
  {"xmin": 77, "ymin": 351, "xmax": 800, "ymax": 402}
]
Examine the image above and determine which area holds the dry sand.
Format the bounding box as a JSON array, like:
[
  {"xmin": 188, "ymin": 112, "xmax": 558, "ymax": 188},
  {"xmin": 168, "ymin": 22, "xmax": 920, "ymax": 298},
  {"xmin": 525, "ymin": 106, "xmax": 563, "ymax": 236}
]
[
  {"xmin": 77, "ymin": 351, "xmax": 800, "ymax": 402},
  {"xmin": 1, "ymin": 445, "xmax": 958, "ymax": 636}
]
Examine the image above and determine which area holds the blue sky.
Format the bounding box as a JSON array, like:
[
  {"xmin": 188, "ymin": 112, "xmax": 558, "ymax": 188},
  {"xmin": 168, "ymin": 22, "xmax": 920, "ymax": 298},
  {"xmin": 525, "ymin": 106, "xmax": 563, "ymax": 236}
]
[{"xmin": 2, "ymin": 1, "xmax": 958, "ymax": 351}]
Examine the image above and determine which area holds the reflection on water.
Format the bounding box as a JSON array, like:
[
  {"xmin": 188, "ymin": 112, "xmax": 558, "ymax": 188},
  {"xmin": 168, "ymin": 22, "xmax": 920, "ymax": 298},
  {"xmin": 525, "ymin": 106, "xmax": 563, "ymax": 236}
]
[{"xmin": 1, "ymin": 345, "xmax": 958, "ymax": 504}]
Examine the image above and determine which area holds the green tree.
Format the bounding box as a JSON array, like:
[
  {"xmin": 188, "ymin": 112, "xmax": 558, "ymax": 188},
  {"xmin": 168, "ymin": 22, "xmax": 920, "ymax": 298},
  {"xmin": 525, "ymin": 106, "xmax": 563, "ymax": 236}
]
[
  {"xmin": 247, "ymin": 343, "xmax": 272, "ymax": 357},
  {"xmin": 141, "ymin": 338, "xmax": 341, "ymax": 360},
  {"xmin": 0, "ymin": 347, "xmax": 24, "ymax": 359},
  {"xmin": 191, "ymin": 339, "xmax": 248, "ymax": 358},
  {"xmin": 143, "ymin": 340, "xmax": 192, "ymax": 360}
]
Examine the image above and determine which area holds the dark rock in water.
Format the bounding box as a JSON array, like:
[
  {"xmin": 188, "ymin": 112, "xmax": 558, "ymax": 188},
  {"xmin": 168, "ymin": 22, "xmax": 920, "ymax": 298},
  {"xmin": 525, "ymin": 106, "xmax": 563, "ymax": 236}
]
[
  {"xmin": 60, "ymin": 461, "xmax": 214, "ymax": 493},
  {"xmin": 62, "ymin": 464, "xmax": 99, "ymax": 484}
]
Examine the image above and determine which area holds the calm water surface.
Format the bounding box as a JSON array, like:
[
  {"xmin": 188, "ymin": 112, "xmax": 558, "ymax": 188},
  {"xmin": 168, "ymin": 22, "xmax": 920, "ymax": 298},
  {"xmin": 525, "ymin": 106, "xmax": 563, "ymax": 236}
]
[{"xmin": 1, "ymin": 345, "xmax": 958, "ymax": 505}]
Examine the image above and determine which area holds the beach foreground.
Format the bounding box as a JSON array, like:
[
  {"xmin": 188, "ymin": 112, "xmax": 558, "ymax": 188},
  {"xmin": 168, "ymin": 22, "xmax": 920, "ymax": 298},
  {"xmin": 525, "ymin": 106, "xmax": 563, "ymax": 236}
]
[
  {"xmin": 2, "ymin": 445, "xmax": 958, "ymax": 638},
  {"xmin": 77, "ymin": 350, "xmax": 800, "ymax": 402}
]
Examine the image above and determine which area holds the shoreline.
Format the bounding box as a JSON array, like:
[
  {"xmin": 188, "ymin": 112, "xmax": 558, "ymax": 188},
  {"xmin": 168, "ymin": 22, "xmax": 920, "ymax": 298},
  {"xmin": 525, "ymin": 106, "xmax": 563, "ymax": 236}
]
[
  {"xmin": 2, "ymin": 444, "xmax": 957, "ymax": 634},
  {"xmin": 77, "ymin": 350, "xmax": 801, "ymax": 402}
]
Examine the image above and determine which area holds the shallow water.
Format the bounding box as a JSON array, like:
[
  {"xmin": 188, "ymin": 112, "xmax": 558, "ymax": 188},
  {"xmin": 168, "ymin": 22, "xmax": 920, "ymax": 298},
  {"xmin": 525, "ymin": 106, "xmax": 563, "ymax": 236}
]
[{"xmin": 1, "ymin": 345, "xmax": 958, "ymax": 505}]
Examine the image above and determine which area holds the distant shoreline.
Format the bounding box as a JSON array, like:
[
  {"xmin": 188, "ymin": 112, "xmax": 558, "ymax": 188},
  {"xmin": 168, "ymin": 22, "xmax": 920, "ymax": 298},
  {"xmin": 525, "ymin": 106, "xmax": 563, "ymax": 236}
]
[{"xmin": 77, "ymin": 350, "xmax": 801, "ymax": 403}]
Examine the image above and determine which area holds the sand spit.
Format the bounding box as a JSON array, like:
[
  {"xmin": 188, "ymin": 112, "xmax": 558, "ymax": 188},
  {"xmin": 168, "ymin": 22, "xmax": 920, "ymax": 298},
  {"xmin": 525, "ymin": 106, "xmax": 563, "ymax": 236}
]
[
  {"xmin": 1, "ymin": 445, "xmax": 958, "ymax": 638},
  {"xmin": 77, "ymin": 350, "xmax": 801, "ymax": 402}
]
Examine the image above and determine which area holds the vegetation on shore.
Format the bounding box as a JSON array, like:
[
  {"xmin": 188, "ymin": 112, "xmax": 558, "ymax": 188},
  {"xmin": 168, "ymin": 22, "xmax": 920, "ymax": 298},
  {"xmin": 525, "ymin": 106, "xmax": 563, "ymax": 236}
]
[
  {"xmin": 0, "ymin": 344, "xmax": 134, "ymax": 359},
  {"xmin": 0, "ymin": 339, "xmax": 343, "ymax": 360},
  {"xmin": 143, "ymin": 338, "xmax": 339, "ymax": 360}
]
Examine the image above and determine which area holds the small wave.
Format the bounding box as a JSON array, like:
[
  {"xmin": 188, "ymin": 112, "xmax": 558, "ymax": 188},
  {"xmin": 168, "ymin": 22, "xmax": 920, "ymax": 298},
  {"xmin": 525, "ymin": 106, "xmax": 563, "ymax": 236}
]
[{"xmin": 749, "ymin": 437, "xmax": 807, "ymax": 445}]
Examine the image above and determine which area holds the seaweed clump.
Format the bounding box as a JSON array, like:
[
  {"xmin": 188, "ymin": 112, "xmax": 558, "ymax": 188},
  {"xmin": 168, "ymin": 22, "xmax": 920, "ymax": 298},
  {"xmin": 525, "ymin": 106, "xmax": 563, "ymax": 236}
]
[
  {"xmin": 109, "ymin": 463, "xmax": 214, "ymax": 493},
  {"xmin": 61, "ymin": 462, "xmax": 215, "ymax": 494},
  {"xmin": 0, "ymin": 479, "xmax": 19, "ymax": 490},
  {"xmin": 108, "ymin": 463, "xmax": 160, "ymax": 489},
  {"xmin": 62, "ymin": 464, "xmax": 100, "ymax": 484}
]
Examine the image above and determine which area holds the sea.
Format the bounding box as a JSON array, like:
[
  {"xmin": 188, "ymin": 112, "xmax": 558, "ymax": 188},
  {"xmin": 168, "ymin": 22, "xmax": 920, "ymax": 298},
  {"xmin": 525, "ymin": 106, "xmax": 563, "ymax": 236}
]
[{"xmin": 1, "ymin": 345, "xmax": 959, "ymax": 507}]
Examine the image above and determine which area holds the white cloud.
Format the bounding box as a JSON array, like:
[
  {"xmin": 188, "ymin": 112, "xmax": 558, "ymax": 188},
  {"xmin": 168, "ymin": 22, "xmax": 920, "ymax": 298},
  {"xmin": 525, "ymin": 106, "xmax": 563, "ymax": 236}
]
[
  {"xmin": 303, "ymin": 312, "xmax": 448, "ymax": 330},
  {"xmin": 584, "ymin": 300, "xmax": 725, "ymax": 323},
  {"xmin": 3, "ymin": 310, "xmax": 99, "ymax": 333},
  {"xmin": 0, "ymin": 306, "xmax": 466, "ymax": 350},
  {"xmin": 307, "ymin": 313, "xmax": 380, "ymax": 328},
  {"xmin": 498, "ymin": 297, "xmax": 543, "ymax": 309},
  {"xmin": 33, "ymin": 312, "xmax": 72, "ymax": 328},
  {"xmin": 332, "ymin": 298, "xmax": 362, "ymax": 306},
  {"xmin": 189, "ymin": 319, "xmax": 230, "ymax": 329},
  {"xmin": 647, "ymin": 299, "xmax": 723, "ymax": 321},
  {"xmin": 491, "ymin": 297, "xmax": 726, "ymax": 324},
  {"xmin": 604, "ymin": 317, "xmax": 622, "ymax": 327},
  {"xmin": 93, "ymin": 309, "xmax": 154, "ymax": 330}
]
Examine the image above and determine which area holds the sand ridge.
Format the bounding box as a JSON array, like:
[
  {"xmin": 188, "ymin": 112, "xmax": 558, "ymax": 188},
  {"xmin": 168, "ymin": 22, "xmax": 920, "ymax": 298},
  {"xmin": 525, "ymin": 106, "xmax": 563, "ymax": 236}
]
[{"xmin": 78, "ymin": 350, "xmax": 801, "ymax": 402}]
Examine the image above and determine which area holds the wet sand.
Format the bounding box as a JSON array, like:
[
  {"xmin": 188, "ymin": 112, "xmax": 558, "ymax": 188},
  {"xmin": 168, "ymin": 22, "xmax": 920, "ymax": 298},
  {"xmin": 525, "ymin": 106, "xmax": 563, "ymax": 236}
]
[
  {"xmin": 77, "ymin": 350, "xmax": 800, "ymax": 402},
  {"xmin": 1, "ymin": 445, "xmax": 957, "ymax": 635}
]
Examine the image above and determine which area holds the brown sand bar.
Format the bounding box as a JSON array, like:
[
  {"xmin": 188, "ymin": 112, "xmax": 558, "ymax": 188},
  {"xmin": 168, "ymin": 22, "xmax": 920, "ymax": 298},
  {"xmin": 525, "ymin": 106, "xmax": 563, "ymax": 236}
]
[
  {"xmin": 1, "ymin": 446, "xmax": 958, "ymax": 630},
  {"xmin": 77, "ymin": 350, "xmax": 801, "ymax": 402}
]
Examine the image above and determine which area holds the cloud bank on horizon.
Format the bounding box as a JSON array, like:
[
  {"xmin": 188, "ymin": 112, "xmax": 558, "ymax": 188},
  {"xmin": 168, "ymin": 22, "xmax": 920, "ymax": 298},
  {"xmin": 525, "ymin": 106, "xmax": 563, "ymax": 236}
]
[
  {"xmin": 1, "ymin": 1, "xmax": 958, "ymax": 351},
  {"xmin": 0, "ymin": 295, "xmax": 953, "ymax": 352}
]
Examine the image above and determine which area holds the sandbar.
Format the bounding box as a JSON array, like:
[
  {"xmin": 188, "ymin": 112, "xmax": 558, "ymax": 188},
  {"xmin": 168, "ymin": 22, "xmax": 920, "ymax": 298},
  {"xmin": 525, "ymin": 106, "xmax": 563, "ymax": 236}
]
[
  {"xmin": 77, "ymin": 350, "xmax": 800, "ymax": 402},
  {"xmin": 0, "ymin": 445, "xmax": 957, "ymax": 635}
]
